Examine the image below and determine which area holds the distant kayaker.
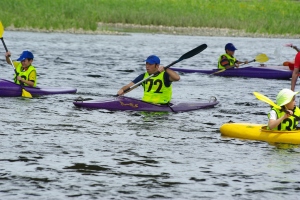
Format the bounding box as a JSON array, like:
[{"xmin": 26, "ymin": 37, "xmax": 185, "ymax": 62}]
[
  {"xmin": 268, "ymin": 89, "xmax": 300, "ymax": 131},
  {"xmin": 4, "ymin": 50, "xmax": 37, "ymax": 87},
  {"xmin": 217, "ymin": 43, "xmax": 248, "ymax": 69},
  {"xmin": 117, "ymin": 55, "xmax": 180, "ymax": 104}
]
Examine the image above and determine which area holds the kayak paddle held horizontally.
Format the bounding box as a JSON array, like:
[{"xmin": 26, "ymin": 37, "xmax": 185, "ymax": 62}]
[
  {"xmin": 253, "ymin": 91, "xmax": 300, "ymax": 120},
  {"xmin": 212, "ymin": 53, "xmax": 269, "ymax": 75},
  {"xmin": 122, "ymin": 43, "xmax": 208, "ymax": 95},
  {"xmin": 0, "ymin": 21, "xmax": 32, "ymax": 98}
]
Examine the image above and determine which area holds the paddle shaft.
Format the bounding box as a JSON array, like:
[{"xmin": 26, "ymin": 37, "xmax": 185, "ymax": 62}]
[
  {"xmin": 123, "ymin": 44, "xmax": 207, "ymax": 94},
  {"xmin": 211, "ymin": 60, "xmax": 249, "ymax": 75},
  {"xmin": 1, "ymin": 38, "xmax": 18, "ymax": 72}
]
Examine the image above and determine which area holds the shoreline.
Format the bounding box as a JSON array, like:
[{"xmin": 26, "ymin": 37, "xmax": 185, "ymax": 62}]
[{"xmin": 4, "ymin": 23, "xmax": 300, "ymax": 39}]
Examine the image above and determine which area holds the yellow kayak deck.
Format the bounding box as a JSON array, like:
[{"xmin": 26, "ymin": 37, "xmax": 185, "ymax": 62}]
[{"xmin": 220, "ymin": 123, "xmax": 300, "ymax": 144}]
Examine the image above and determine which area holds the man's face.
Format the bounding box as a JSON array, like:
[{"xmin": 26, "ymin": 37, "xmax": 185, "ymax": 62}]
[{"xmin": 145, "ymin": 63, "xmax": 158, "ymax": 74}]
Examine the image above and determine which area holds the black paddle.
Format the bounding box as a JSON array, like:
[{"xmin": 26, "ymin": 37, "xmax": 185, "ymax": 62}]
[{"xmin": 122, "ymin": 44, "xmax": 207, "ymax": 94}]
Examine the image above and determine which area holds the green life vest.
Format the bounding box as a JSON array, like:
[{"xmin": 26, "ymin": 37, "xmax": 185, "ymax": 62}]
[
  {"xmin": 268, "ymin": 106, "xmax": 300, "ymax": 131},
  {"xmin": 14, "ymin": 63, "xmax": 37, "ymax": 87},
  {"xmin": 142, "ymin": 72, "xmax": 172, "ymax": 104},
  {"xmin": 218, "ymin": 53, "xmax": 236, "ymax": 69}
]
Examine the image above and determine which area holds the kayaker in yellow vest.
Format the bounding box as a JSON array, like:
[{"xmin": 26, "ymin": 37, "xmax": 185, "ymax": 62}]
[
  {"xmin": 117, "ymin": 55, "xmax": 180, "ymax": 104},
  {"xmin": 268, "ymin": 89, "xmax": 300, "ymax": 131},
  {"xmin": 4, "ymin": 50, "xmax": 37, "ymax": 87},
  {"xmin": 218, "ymin": 43, "xmax": 248, "ymax": 69}
]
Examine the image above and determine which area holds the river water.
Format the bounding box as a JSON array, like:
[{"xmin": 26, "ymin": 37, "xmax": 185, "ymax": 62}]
[{"xmin": 1, "ymin": 31, "xmax": 300, "ymax": 200}]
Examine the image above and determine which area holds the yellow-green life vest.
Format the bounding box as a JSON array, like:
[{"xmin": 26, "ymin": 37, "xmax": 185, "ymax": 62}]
[
  {"xmin": 268, "ymin": 107, "xmax": 300, "ymax": 131},
  {"xmin": 14, "ymin": 63, "xmax": 37, "ymax": 87},
  {"xmin": 142, "ymin": 72, "xmax": 172, "ymax": 104},
  {"xmin": 218, "ymin": 54, "xmax": 236, "ymax": 69}
]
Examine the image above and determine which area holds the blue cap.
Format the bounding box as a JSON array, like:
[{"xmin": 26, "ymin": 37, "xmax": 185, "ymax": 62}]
[
  {"xmin": 17, "ymin": 50, "xmax": 34, "ymax": 61},
  {"xmin": 225, "ymin": 43, "xmax": 237, "ymax": 51},
  {"xmin": 144, "ymin": 55, "xmax": 160, "ymax": 64}
]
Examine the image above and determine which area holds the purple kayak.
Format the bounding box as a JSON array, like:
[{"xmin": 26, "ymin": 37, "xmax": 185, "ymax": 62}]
[
  {"xmin": 73, "ymin": 96, "xmax": 219, "ymax": 112},
  {"xmin": 171, "ymin": 65, "xmax": 292, "ymax": 79},
  {"xmin": 0, "ymin": 78, "xmax": 77, "ymax": 97}
]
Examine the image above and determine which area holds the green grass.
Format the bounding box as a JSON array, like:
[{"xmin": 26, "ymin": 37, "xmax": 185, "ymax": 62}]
[{"xmin": 0, "ymin": 0, "xmax": 299, "ymax": 35}]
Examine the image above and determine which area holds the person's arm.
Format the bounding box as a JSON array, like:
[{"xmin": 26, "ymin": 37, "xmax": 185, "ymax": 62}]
[
  {"xmin": 291, "ymin": 68, "xmax": 299, "ymax": 91},
  {"xmin": 219, "ymin": 56, "xmax": 235, "ymax": 69},
  {"xmin": 17, "ymin": 76, "xmax": 34, "ymax": 87},
  {"xmin": 117, "ymin": 74, "xmax": 144, "ymax": 95},
  {"xmin": 236, "ymin": 60, "xmax": 248, "ymax": 65},
  {"xmin": 292, "ymin": 45, "xmax": 300, "ymax": 52},
  {"xmin": 17, "ymin": 70, "xmax": 36, "ymax": 87},
  {"xmin": 4, "ymin": 51, "xmax": 12, "ymax": 65},
  {"xmin": 164, "ymin": 68, "xmax": 180, "ymax": 82},
  {"xmin": 117, "ymin": 82, "xmax": 135, "ymax": 96},
  {"xmin": 268, "ymin": 110, "xmax": 293, "ymax": 130}
]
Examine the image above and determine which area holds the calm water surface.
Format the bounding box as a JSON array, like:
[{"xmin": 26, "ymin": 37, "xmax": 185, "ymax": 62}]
[{"xmin": 0, "ymin": 31, "xmax": 300, "ymax": 200}]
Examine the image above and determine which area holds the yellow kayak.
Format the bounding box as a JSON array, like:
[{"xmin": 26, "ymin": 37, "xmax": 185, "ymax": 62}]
[{"xmin": 220, "ymin": 123, "xmax": 300, "ymax": 144}]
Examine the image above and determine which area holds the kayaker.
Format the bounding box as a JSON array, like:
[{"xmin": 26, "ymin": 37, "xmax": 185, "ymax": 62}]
[
  {"xmin": 217, "ymin": 43, "xmax": 248, "ymax": 69},
  {"xmin": 117, "ymin": 55, "xmax": 180, "ymax": 104},
  {"xmin": 4, "ymin": 50, "xmax": 37, "ymax": 87},
  {"xmin": 268, "ymin": 89, "xmax": 300, "ymax": 131}
]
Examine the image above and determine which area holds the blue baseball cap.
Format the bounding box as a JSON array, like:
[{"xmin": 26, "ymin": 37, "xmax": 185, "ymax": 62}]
[
  {"xmin": 17, "ymin": 50, "xmax": 34, "ymax": 61},
  {"xmin": 144, "ymin": 55, "xmax": 160, "ymax": 64},
  {"xmin": 225, "ymin": 43, "xmax": 237, "ymax": 51}
]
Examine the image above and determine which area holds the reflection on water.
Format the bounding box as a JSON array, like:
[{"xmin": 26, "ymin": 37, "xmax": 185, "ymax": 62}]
[{"xmin": 1, "ymin": 31, "xmax": 300, "ymax": 199}]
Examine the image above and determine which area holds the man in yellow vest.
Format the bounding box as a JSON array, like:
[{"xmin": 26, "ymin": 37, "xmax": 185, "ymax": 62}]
[
  {"xmin": 5, "ymin": 50, "xmax": 37, "ymax": 87},
  {"xmin": 218, "ymin": 43, "xmax": 248, "ymax": 69},
  {"xmin": 117, "ymin": 55, "xmax": 180, "ymax": 104}
]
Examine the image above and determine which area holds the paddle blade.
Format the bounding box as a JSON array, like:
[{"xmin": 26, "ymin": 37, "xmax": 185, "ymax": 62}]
[
  {"xmin": 253, "ymin": 92, "xmax": 280, "ymax": 109},
  {"xmin": 0, "ymin": 21, "xmax": 3, "ymax": 38},
  {"xmin": 179, "ymin": 44, "xmax": 207, "ymax": 61},
  {"xmin": 254, "ymin": 54, "xmax": 269, "ymax": 63},
  {"xmin": 22, "ymin": 88, "xmax": 32, "ymax": 98}
]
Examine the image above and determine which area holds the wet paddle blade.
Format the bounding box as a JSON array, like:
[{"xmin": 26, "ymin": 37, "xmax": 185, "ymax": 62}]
[
  {"xmin": 164, "ymin": 44, "xmax": 208, "ymax": 68},
  {"xmin": 22, "ymin": 88, "xmax": 32, "ymax": 98},
  {"xmin": 253, "ymin": 92, "xmax": 280, "ymax": 109},
  {"xmin": 179, "ymin": 44, "xmax": 207, "ymax": 61},
  {"xmin": 255, "ymin": 54, "xmax": 269, "ymax": 63},
  {"xmin": 0, "ymin": 21, "xmax": 3, "ymax": 38}
]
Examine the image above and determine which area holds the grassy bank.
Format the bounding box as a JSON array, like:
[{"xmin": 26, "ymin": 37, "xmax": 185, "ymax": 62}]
[{"xmin": 1, "ymin": 0, "xmax": 300, "ymax": 36}]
